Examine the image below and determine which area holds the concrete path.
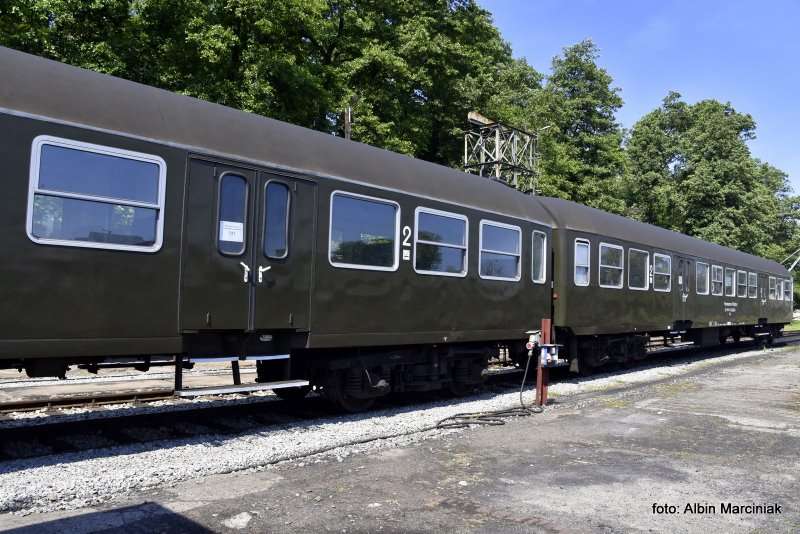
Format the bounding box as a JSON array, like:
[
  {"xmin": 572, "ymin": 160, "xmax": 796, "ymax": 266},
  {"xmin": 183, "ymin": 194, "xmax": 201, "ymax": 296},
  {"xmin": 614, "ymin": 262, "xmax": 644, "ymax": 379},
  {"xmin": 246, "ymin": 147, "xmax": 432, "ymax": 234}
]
[{"xmin": 1, "ymin": 349, "xmax": 798, "ymax": 533}]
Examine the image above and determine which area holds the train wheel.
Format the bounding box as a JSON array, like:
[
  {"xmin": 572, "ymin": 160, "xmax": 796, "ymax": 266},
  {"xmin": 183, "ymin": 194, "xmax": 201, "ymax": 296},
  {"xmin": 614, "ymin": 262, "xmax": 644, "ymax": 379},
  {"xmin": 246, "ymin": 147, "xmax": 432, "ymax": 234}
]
[
  {"xmin": 323, "ymin": 371, "xmax": 376, "ymax": 413},
  {"xmin": 273, "ymin": 385, "xmax": 311, "ymax": 401}
]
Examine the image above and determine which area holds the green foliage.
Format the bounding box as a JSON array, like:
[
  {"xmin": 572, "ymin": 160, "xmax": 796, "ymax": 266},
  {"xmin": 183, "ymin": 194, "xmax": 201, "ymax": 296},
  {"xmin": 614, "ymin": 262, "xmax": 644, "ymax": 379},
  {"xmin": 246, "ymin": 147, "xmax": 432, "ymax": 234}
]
[
  {"xmin": 625, "ymin": 91, "xmax": 800, "ymax": 261},
  {"xmin": 1, "ymin": 2, "xmax": 796, "ymax": 265}
]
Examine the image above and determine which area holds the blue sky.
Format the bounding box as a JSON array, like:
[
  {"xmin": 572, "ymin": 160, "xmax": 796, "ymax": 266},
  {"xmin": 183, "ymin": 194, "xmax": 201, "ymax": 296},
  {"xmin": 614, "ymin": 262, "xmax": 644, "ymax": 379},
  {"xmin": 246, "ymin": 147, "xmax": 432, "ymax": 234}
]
[{"xmin": 478, "ymin": 0, "xmax": 800, "ymax": 192}]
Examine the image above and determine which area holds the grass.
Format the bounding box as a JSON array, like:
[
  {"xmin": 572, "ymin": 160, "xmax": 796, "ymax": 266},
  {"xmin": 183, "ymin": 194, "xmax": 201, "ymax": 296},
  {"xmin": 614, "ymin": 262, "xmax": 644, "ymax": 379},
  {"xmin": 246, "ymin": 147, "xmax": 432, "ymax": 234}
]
[{"xmin": 784, "ymin": 319, "xmax": 800, "ymax": 332}]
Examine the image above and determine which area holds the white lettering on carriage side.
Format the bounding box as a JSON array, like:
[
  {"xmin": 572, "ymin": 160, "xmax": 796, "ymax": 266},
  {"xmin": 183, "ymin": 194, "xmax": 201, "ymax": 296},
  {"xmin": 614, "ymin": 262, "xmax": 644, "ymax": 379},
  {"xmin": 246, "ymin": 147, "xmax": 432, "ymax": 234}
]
[
  {"xmin": 723, "ymin": 301, "xmax": 738, "ymax": 314},
  {"xmin": 219, "ymin": 221, "xmax": 244, "ymax": 243},
  {"xmin": 402, "ymin": 249, "xmax": 411, "ymax": 261},
  {"xmin": 402, "ymin": 225, "xmax": 412, "ymax": 248}
]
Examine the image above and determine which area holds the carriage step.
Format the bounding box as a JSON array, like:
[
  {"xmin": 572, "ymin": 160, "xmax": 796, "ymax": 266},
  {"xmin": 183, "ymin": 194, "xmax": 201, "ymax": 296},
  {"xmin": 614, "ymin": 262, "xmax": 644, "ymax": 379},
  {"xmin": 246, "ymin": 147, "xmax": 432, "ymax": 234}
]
[
  {"xmin": 188, "ymin": 354, "xmax": 290, "ymax": 363},
  {"xmin": 175, "ymin": 379, "xmax": 309, "ymax": 397}
]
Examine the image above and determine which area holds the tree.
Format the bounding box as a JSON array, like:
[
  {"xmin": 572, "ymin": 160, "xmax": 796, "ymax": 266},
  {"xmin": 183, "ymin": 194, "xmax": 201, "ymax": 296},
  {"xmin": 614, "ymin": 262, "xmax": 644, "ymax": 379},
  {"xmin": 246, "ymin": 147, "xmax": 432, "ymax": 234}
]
[
  {"xmin": 538, "ymin": 40, "xmax": 627, "ymax": 214},
  {"xmin": 626, "ymin": 92, "xmax": 800, "ymax": 260}
]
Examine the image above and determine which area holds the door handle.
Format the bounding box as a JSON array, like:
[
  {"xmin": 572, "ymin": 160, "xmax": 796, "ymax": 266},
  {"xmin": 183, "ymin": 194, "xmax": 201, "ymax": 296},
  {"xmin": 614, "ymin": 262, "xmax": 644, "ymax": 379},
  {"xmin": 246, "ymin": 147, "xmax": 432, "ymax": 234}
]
[
  {"xmin": 258, "ymin": 265, "xmax": 271, "ymax": 284},
  {"xmin": 239, "ymin": 262, "xmax": 251, "ymax": 283}
]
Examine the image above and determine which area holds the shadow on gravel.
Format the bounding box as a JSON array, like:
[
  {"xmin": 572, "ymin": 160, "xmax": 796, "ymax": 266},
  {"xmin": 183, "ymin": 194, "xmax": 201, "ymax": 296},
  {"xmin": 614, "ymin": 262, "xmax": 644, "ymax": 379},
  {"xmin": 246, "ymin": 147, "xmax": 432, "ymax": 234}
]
[{"xmin": 0, "ymin": 502, "xmax": 212, "ymax": 533}]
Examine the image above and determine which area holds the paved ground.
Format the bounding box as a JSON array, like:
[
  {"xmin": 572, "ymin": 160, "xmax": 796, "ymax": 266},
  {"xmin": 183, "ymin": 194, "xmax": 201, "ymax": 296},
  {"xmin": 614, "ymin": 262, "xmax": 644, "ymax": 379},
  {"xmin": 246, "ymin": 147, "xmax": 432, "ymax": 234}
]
[{"xmin": 1, "ymin": 348, "xmax": 798, "ymax": 533}]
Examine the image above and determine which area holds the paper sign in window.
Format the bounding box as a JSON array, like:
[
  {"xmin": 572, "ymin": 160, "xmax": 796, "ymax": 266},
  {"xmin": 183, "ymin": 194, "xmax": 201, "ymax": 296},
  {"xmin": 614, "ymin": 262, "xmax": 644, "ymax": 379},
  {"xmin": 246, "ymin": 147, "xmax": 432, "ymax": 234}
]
[{"xmin": 219, "ymin": 220, "xmax": 244, "ymax": 243}]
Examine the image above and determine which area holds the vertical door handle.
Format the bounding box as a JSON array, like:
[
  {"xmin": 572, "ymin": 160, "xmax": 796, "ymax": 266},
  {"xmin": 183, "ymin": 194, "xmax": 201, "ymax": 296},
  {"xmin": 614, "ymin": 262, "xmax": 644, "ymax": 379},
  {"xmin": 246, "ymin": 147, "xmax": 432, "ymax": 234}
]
[
  {"xmin": 239, "ymin": 262, "xmax": 251, "ymax": 283},
  {"xmin": 258, "ymin": 265, "xmax": 271, "ymax": 284}
]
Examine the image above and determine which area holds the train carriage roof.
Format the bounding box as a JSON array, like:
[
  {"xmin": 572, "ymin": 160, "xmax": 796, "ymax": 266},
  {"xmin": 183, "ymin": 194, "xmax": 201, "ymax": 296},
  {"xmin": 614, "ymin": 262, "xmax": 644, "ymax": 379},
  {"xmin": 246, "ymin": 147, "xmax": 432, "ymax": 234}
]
[
  {"xmin": 537, "ymin": 196, "xmax": 788, "ymax": 275},
  {"xmin": 0, "ymin": 46, "xmax": 789, "ymax": 277}
]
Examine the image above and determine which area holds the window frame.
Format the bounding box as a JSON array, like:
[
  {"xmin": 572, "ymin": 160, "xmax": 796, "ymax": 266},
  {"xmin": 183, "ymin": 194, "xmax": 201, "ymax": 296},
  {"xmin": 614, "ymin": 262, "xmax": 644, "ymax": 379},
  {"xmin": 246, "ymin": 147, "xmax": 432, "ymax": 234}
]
[
  {"xmin": 627, "ymin": 248, "xmax": 649, "ymax": 291},
  {"xmin": 574, "ymin": 238, "xmax": 591, "ymax": 287},
  {"xmin": 724, "ymin": 268, "xmax": 736, "ymax": 297},
  {"xmin": 216, "ymin": 172, "xmax": 249, "ymax": 256},
  {"xmin": 412, "ymin": 206, "xmax": 469, "ymax": 278},
  {"xmin": 263, "ymin": 179, "xmax": 291, "ymax": 260},
  {"xmin": 785, "ymin": 278, "xmax": 793, "ymax": 302},
  {"xmin": 652, "ymin": 253, "xmax": 672, "ymax": 293},
  {"xmin": 736, "ymin": 270, "xmax": 747, "ymax": 298},
  {"xmin": 711, "ymin": 265, "xmax": 724, "ymax": 296},
  {"xmin": 748, "ymin": 272, "xmax": 758, "ymax": 298},
  {"xmin": 531, "ymin": 230, "xmax": 547, "ymax": 284},
  {"xmin": 695, "ymin": 261, "xmax": 710, "ymax": 295},
  {"xmin": 328, "ymin": 190, "xmax": 401, "ymax": 272},
  {"xmin": 598, "ymin": 242, "xmax": 624, "ymax": 289},
  {"xmin": 478, "ymin": 219, "xmax": 522, "ymax": 282},
  {"xmin": 769, "ymin": 276, "xmax": 777, "ymax": 300},
  {"xmin": 27, "ymin": 135, "xmax": 167, "ymax": 253}
]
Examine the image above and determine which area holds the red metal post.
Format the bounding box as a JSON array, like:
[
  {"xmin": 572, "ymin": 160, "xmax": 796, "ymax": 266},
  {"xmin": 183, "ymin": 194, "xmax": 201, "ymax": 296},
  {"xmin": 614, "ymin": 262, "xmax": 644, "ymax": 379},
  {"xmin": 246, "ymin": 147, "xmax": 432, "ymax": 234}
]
[{"xmin": 536, "ymin": 318, "xmax": 552, "ymax": 406}]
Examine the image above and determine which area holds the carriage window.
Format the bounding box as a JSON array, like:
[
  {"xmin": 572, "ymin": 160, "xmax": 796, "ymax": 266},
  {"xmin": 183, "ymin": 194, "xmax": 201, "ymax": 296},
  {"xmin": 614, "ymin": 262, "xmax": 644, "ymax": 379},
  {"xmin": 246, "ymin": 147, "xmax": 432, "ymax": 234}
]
[
  {"xmin": 574, "ymin": 239, "xmax": 590, "ymax": 286},
  {"xmin": 414, "ymin": 208, "xmax": 467, "ymax": 276},
  {"xmin": 725, "ymin": 268, "xmax": 735, "ymax": 296},
  {"xmin": 329, "ymin": 192, "xmax": 399, "ymax": 270},
  {"xmin": 653, "ymin": 253, "xmax": 671, "ymax": 292},
  {"xmin": 748, "ymin": 272, "xmax": 758, "ymax": 298},
  {"xmin": 532, "ymin": 231, "xmax": 547, "ymax": 283},
  {"xmin": 628, "ymin": 249, "xmax": 649, "ymax": 290},
  {"xmin": 785, "ymin": 278, "xmax": 793, "ymax": 302},
  {"xmin": 736, "ymin": 270, "xmax": 747, "ymax": 297},
  {"xmin": 769, "ymin": 276, "xmax": 777, "ymax": 300},
  {"xmin": 264, "ymin": 181, "xmax": 290, "ymax": 259},
  {"xmin": 479, "ymin": 221, "xmax": 521, "ymax": 281},
  {"xmin": 217, "ymin": 174, "xmax": 247, "ymax": 255},
  {"xmin": 28, "ymin": 136, "xmax": 165, "ymax": 252},
  {"xmin": 599, "ymin": 243, "xmax": 623, "ymax": 288},
  {"xmin": 711, "ymin": 265, "xmax": 723, "ymax": 296},
  {"xmin": 696, "ymin": 262, "xmax": 710, "ymax": 295}
]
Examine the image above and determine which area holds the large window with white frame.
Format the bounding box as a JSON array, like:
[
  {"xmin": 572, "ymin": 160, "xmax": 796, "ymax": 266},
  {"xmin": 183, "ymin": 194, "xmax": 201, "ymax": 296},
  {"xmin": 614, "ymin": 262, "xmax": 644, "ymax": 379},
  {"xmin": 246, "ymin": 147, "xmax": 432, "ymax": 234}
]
[
  {"xmin": 413, "ymin": 207, "xmax": 468, "ymax": 276},
  {"xmin": 769, "ymin": 276, "xmax": 777, "ymax": 300},
  {"xmin": 653, "ymin": 253, "xmax": 672, "ymax": 292},
  {"xmin": 598, "ymin": 243, "xmax": 624, "ymax": 288},
  {"xmin": 531, "ymin": 230, "xmax": 547, "ymax": 283},
  {"xmin": 748, "ymin": 272, "xmax": 758, "ymax": 298},
  {"xmin": 479, "ymin": 220, "xmax": 521, "ymax": 281},
  {"xmin": 785, "ymin": 278, "xmax": 793, "ymax": 302},
  {"xmin": 776, "ymin": 279, "xmax": 784, "ymax": 301},
  {"xmin": 711, "ymin": 265, "xmax": 723, "ymax": 296},
  {"xmin": 736, "ymin": 270, "xmax": 747, "ymax": 297},
  {"xmin": 574, "ymin": 239, "xmax": 590, "ymax": 286},
  {"xmin": 696, "ymin": 262, "xmax": 710, "ymax": 295},
  {"xmin": 329, "ymin": 191, "xmax": 399, "ymax": 270},
  {"xmin": 27, "ymin": 135, "xmax": 166, "ymax": 252},
  {"xmin": 628, "ymin": 248, "xmax": 649, "ymax": 290},
  {"xmin": 725, "ymin": 268, "xmax": 735, "ymax": 297}
]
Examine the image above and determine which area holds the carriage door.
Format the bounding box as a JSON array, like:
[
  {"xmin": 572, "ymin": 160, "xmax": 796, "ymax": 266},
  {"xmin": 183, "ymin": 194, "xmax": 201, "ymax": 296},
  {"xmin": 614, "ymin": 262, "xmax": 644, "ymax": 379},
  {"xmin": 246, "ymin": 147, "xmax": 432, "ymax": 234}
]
[
  {"xmin": 758, "ymin": 273, "xmax": 769, "ymax": 318},
  {"xmin": 675, "ymin": 256, "xmax": 693, "ymax": 324},
  {"xmin": 180, "ymin": 160, "xmax": 314, "ymax": 332},
  {"xmin": 251, "ymin": 173, "xmax": 315, "ymax": 331}
]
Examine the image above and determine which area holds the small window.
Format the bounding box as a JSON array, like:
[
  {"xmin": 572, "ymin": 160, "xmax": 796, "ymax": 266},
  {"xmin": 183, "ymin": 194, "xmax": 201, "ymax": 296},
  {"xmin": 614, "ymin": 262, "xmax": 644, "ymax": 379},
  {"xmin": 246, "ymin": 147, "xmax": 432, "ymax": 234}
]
[
  {"xmin": 711, "ymin": 265, "xmax": 723, "ymax": 296},
  {"xmin": 736, "ymin": 270, "xmax": 747, "ymax": 297},
  {"xmin": 414, "ymin": 208, "xmax": 468, "ymax": 276},
  {"xmin": 329, "ymin": 191, "xmax": 399, "ymax": 270},
  {"xmin": 653, "ymin": 253, "xmax": 671, "ymax": 292},
  {"xmin": 599, "ymin": 243, "xmax": 624, "ymax": 288},
  {"xmin": 785, "ymin": 278, "xmax": 793, "ymax": 302},
  {"xmin": 748, "ymin": 272, "xmax": 758, "ymax": 298},
  {"xmin": 696, "ymin": 262, "xmax": 710, "ymax": 295},
  {"xmin": 769, "ymin": 276, "xmax": 777, "ymax": 300},
  {"xmin": 217, "ymin": 174, "xmax": 248, "ymax": 255},
  {"xmin": 574, "ymin": 239, "xmax": 590, "ymax": 286},
  {"xmin": 479, "ymin": 221, "xmax": 521, "ymax": 281},
  {"xmin": 724, "ymin": 268, "xmax": 735, "ymax": 297},
  {"xmin": 28, "ymin": 136, "xmax": 166, "ymax": 252},
  {"xmin": 628, "ymin": 248, "xmax": 649, "ymax": 290},
  {"xmin": 531, "ymin": 231, "xmax": 547, "ymax": 283},
  {"xmin": 264, "ymin": 181, "xmax": 290, "ymax": 259}
]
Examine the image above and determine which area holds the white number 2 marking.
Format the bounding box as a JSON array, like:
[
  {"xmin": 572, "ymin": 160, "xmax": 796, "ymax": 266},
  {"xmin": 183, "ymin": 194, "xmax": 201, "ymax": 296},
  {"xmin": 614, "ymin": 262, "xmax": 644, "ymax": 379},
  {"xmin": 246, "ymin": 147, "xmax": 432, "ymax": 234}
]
[{"xmin": 402, "ymin": 225, "xmax": 412, "ymax": 247}]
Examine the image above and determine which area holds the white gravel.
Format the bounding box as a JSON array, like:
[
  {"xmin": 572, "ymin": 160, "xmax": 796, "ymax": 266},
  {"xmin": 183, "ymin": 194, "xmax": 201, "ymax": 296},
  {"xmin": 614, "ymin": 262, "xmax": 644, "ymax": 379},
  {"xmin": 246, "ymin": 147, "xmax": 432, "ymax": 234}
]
[{"xmin": 0, "ymin": 345, "xmax": 780, "ymax": 516}]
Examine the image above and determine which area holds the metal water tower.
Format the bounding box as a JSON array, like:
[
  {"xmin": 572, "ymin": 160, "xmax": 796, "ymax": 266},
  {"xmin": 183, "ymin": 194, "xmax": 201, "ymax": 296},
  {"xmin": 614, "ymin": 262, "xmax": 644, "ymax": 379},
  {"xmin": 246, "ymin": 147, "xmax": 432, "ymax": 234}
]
[{"xmin": 463, "ymin": 111, "xmax": 544, "ymax": 193}]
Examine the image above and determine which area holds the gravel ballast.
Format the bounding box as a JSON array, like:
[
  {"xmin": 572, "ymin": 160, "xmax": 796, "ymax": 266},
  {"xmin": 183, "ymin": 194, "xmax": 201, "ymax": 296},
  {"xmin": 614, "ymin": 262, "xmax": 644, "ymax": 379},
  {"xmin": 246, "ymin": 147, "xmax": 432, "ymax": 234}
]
[{"xmin": 0, "ymin": 346, "xmax": 779, "ymax": 516}]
